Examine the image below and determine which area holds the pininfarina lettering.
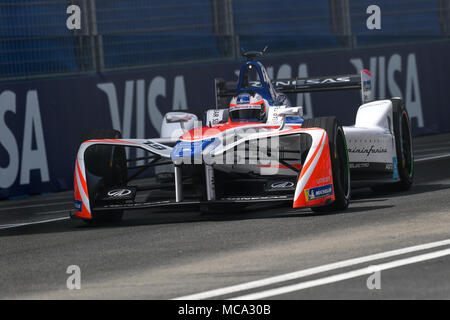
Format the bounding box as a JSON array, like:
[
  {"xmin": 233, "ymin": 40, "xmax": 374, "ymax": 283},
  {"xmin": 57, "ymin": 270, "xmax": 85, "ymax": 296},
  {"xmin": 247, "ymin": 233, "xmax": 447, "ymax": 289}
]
[{"xmin": 348, "ymin": 145, "xmax": 388, "ymax": 157}]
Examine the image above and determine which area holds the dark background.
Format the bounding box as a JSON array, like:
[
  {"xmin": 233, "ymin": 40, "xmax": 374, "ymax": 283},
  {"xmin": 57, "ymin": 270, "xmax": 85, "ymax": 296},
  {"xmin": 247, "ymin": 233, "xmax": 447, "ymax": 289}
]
[{"xmin": 1, "ymin": 0, "xmax": 449, "ymax": 198}]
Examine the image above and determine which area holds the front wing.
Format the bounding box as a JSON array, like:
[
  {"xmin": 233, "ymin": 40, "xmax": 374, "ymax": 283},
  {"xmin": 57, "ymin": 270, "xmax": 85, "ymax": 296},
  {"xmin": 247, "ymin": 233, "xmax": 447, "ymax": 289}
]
[{"xmin": 72, "ymin": 129, "xmax": 335, "ymax": 219}]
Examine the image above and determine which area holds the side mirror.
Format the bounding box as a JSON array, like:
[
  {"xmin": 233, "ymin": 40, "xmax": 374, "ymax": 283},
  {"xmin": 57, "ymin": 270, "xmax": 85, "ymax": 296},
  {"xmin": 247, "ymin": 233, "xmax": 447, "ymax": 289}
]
[
  {"xmin": 166, "ymin": 114, "xmax": 193, "ymax": 123},
  {"xmin": 277, "ymin": 106, "xmax": 303, "ymax": 117},
  {"xmin": 278, "ymin": 106, "xmax": 303, "ymax": 131},
  {"xmin": 161, "ymin": 112, "xmax": 197, "ymax": 137}
]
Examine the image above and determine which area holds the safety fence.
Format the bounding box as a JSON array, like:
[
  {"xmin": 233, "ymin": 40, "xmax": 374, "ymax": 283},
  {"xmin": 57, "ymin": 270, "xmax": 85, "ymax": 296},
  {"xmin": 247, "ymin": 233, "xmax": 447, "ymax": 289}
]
[{"xmin": 0, "ymin": 0, "xmax": 449, "ymax": 80}]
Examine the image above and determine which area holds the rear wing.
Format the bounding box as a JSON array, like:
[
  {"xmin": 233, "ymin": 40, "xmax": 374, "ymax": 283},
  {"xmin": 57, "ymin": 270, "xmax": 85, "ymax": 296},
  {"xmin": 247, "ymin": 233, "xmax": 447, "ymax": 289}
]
[{"xmin": 215, "ymin": 69, "xmax": 373, "ymax": 108}]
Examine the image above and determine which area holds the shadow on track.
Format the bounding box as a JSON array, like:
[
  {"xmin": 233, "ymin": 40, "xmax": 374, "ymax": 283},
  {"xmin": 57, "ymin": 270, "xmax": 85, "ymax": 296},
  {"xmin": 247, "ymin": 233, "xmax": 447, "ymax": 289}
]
[
  {"xmin": 0, "ymin": 202, "xmax": 396, "ymax": 238},
  {"xmin": 1, "ymin": 181, "xmax": 449, "ymax": 238},
  {"xmin": 352, "ymin": 183, "xmax": 450, "ymax": 200}
]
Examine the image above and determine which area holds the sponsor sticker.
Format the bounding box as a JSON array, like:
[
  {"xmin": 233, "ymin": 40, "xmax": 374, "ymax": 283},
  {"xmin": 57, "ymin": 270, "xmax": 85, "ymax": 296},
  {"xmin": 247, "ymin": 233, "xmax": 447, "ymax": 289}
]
[
  {"xmin": 74, "ymin": 200, "xmax": 83, "ymax": 212},
  {"xmin": 107, "ymin": 189, "xmax": 132, "ymax": 197},
  {"xmin": 206, "ymin": 109, "xmax": 227, "ymax": 125},
  {"xmin": 103, "ymin": 187, "xmax": 136, "ymax": 201},
  {"xmin": 229, "ymin": 105, "xmax": 261, "ymax": 112},
  {"xmin": 237, "ymin": 94, "xmax": 250, "ymax": 104},
  {"xmin": 221, "ymin": 195, "xmax": 289, "ymax": 201},
  {"xmin": 266, "ymin": 181, "xmax": 296, "ymax": 191},
  {"xmin": 392, "ymin": 157, "xmax": 399, "ymax": 179},
  {"xmin": 305, "ymin": 184, "xmax": 333, "ymax": 201},
  {"xmin": 316, "ymin": 176, "xmax": 331, "ymax": 185},
  {"xmin": 144, "ymin": 141, "xmax": 167, "ymax": 150},
  {"xmin": 171, "ymin": 138, "xmax": 215, "ymax": 159},
  {"xmin": 349, "ymin": 162, "xmax": 370, "ymax": 169},
  {"xmin": 271, "ymin": 181, "xmax": 295, "ymax": 189}
]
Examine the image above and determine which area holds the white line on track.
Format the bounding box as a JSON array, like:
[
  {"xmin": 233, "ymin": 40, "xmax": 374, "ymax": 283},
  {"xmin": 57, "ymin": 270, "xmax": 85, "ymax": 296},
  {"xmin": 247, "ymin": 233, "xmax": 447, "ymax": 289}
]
[
  {"xmin": 414, "ymin": 153, "xmax": 450, "ymax": 162},
  {"xmin": 0, "ymin": 216, "xmax": 70, "ymax": 230},
  {"xmin": 173, "ymin": 239, "xmax": 450, "ymax": 300},
  {"xmin": 0, "ymin": 201, "xmax": 72, "ymax": 212},
  {"xmin": 231, "ymin": 248, "xmax": 450, "ymax": 300}
]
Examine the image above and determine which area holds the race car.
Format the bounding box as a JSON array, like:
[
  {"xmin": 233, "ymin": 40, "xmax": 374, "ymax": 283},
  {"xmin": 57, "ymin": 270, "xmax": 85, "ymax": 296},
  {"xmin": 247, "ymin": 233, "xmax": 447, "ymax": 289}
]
[{"xmin": 71, "ymin": 50, "xmax": 414, "ymax": 223}]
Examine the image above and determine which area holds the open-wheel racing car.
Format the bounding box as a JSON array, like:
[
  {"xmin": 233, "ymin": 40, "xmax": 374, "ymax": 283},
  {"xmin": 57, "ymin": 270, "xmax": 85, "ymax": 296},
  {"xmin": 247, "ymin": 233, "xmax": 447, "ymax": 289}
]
[{"xmin": 71, "ymin": 50, "xmax": 414, "ymax": 223}]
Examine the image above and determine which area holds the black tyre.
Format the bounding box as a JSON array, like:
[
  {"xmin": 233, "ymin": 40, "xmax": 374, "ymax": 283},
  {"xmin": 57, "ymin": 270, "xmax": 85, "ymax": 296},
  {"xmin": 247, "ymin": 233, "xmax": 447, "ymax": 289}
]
[
  {"xmin": 370, "ymin": 99, "xmax": 414, "ymax": 193},
  {"xmin": 80, "ymin": 129, "xmax": 127, "ymax": 224},
  {"xmin": 390, "ymin": 98, "xmax": 414, "ymax": 191},
  {"xmin": 301, "ymin": 117, "xmax": 351, "ymax": 212}
]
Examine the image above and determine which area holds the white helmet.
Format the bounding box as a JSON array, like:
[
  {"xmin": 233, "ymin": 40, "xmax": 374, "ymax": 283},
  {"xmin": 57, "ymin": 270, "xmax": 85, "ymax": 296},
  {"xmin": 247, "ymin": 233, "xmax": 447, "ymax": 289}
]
[{"xmin": 229, "ymin": 92, "xmax": 267, "ymax": 123}]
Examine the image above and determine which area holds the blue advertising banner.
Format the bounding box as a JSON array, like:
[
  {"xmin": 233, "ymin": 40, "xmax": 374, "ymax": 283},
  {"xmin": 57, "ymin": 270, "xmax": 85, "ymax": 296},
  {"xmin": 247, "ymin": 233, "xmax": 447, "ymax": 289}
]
[{"xmin": 1, "ymin": 41, "xmax": 450, "ymax": 198}]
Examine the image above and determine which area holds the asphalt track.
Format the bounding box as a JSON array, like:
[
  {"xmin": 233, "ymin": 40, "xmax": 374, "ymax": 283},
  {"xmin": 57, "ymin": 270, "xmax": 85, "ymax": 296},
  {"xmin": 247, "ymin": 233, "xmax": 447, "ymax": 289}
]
[{"xmin": 0, "ymin": 133, "xmax": 449, "ymax": 300}]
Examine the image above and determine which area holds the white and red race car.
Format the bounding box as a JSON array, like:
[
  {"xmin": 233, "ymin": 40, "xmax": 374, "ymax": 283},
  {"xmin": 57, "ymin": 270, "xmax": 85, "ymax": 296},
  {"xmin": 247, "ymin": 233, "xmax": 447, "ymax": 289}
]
[{"xmin": 71, "ymin": 50, "xmax": 413, "ymax": 223}]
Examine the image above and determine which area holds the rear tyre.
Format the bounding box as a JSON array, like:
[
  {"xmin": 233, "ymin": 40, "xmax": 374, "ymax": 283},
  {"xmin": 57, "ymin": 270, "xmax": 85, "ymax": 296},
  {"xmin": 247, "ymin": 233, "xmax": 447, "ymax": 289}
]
[
  {"xmin": 391, "ymin": 98, "xmax": 414, "ymax": 191},
  {"xmin": 371, "ymin": 98, "xmax": 414, "ymax": 193},
  {"xmin": 301, "ymin": 117, "xmax": 351, "ymax": 212},
  {"xmin": 80, "ymin": 129, "xmax": 126, "ymax": 224}
]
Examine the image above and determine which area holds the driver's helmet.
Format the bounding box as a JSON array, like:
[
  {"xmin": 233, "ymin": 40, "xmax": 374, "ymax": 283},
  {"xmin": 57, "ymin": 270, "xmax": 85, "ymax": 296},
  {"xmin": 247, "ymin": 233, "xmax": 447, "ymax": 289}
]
[{"xmin": 229, "ymin": 92, "xmax": 267, "ymax": 123}]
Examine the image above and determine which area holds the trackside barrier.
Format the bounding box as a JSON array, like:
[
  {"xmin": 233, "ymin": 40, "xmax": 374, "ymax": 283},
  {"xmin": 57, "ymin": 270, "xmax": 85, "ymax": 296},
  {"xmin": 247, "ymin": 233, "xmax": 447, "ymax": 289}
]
[{"xmin": 1, "ymin": 41, "xmax": 449, "ymax": 198}]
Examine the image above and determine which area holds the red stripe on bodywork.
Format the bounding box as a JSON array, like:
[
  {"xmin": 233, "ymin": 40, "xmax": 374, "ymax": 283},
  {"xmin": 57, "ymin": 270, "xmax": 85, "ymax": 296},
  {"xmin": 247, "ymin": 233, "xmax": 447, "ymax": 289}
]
[
  {"xmin": 257, "ymin": 164, "xmax": 302, "ymax": 169},
  {"xmin": 73, "ymin": 160, "xmax": 92, "ymax": 219},
  {"xmin": 229, "ymin": 101, "xmax": 264, "ymax": 107},
  {"xmin": 299, "ymin": 131, "xmax": 325, "ymax": 180},
  {"xmin": 294, "ymin": 133, "xmax": 335, "ymax": 208},
  {"xmin": 76, "ymin": 160, "xmax": 88, "ymax": 197}
]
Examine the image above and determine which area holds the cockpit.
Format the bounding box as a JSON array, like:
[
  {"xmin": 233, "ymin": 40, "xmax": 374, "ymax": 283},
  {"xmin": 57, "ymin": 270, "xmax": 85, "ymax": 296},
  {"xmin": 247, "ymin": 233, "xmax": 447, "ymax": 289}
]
[{"xmin": 237, "ymin": 61, "xmax": 277, "ymax": 105}]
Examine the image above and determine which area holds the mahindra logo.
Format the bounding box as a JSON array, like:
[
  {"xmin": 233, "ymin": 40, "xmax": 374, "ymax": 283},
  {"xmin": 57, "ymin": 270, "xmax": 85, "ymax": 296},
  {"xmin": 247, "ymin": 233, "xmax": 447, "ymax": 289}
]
[
  {"xmin": 270, "ymin": 181, "xmax": 295, "ymax": 189},
  {"xmin": 107, "ymin": 189, "xmax": 132, "ymax": 197}
]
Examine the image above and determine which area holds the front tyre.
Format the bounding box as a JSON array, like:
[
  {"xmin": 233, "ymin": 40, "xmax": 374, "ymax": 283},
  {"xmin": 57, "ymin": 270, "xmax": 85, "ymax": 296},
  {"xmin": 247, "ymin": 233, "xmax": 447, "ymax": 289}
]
[{"xmin": 301, "ymin": 117, "xmax": 351, "ymax": 212}]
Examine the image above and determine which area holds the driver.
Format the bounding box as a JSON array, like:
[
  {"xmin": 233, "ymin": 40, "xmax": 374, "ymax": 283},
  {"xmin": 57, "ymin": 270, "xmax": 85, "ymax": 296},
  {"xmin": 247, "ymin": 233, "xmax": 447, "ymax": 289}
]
[{"xmin": 229, "ymin": 92, "xmax": 267, "ymax": 123}]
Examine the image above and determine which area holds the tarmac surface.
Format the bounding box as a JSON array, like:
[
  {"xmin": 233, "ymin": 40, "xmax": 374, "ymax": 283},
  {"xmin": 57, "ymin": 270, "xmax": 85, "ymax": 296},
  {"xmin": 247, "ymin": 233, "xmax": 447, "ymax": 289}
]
[{"xmin": 0, "ymin": 133, "xmax": 449, "ymax": 299}]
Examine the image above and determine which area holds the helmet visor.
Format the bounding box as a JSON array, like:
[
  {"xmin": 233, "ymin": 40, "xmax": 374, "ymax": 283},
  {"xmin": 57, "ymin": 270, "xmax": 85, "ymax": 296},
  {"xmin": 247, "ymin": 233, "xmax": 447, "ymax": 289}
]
[{"xmin": 229, "ymin": 106, "xmax": 264, "ymax": 122}]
